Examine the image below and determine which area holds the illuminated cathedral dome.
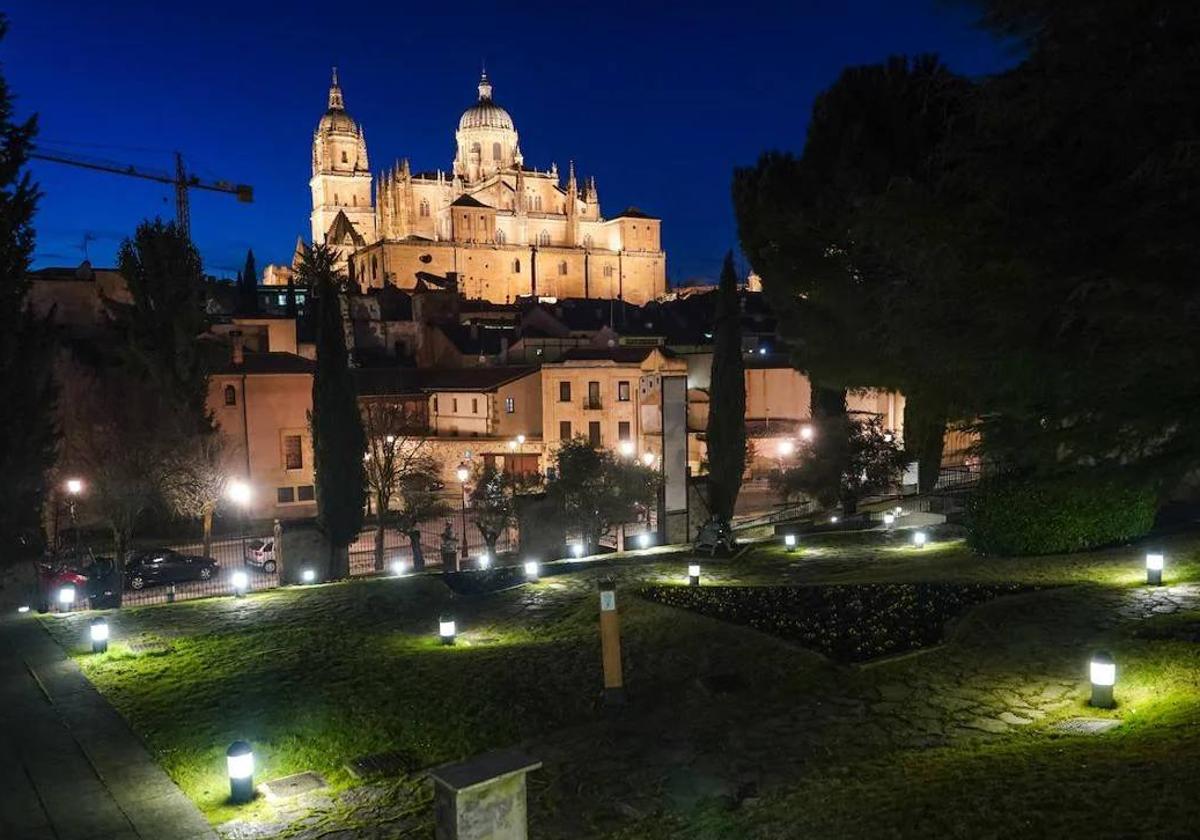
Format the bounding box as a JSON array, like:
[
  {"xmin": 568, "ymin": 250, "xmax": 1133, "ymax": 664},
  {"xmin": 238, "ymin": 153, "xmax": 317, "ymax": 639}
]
[
  {"xmin": 458, "ymin": 71, "xmax": 514, "ymax": 131},
  {"xmin": 318, "ymin": 68, "xmax": 359, "ymax": 134}
]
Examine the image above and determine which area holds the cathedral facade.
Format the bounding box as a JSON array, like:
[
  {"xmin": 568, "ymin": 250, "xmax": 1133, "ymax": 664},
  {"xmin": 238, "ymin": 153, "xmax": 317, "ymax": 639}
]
[{"xmin": 308, "ymin": 69, "xmax": 667, "ymax": 305}]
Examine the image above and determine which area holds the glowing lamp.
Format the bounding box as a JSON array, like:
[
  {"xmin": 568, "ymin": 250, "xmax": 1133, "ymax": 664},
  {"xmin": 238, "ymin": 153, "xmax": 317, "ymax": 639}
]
[
  {"xmin": 619, "ymin": 440, "xmax": 635, "ymax": 457},
  {"xmin": 439, "ymin": 615, "xmax": 457, "ymax": 645},
  {"xmin": 799, "ymin": 425, "xmax": 815, "ymax": 441},
  {"xmin": 301, "ymin": 568, "xmax": 316, "ymax": 584},
  {"xmin": 507, "ymin": 439, "xmax": 518, "ymax": 451},
  {"xmin": 231, "ymin": 570, "xmax": 249, "ymax": 597},
  {"xmin": 226, "ymin": 740, "xmax": 254, "ymax": 803},
  {"xmin": 882, "ymin": 513, "xmax": 895, "ymax": 527},
  {"xmin": 1145, "ymin": 553, "xmax": 1164, "ymax": 586},
  {"xmin": 777, "ymin": 440, "xmax": 795, "ymax": 458},
  {"xmin": 58, "ymin": 585, "xmax": 76, "ymax": 608},
  {"xmin": 829, "ymin": 515, "xmax": 839, "ymax": 524},
  {"xmin": 913, "ymin": 531, "xmax": 928, "ymax": 548},
  {"xmin": 516, "ymin": 434, "xmax": 526, "ymax": 444},
  {"xmin": 1089, "ymin": 651, "xmax": 1116, "ymax": 708},
  {"xmin": 635, "ymin": 532, "xmax": 651, "ymax": 549},
  {"xmin": 90, "ymin": 617, "xmax": 109, "ymax": 653},
  {"xmin": 784, "ymin": 533, "xmax": 797, "ymax": 551},
  {"xmin": 227, "ymin": 480, "xmax": 252, "ymax": 507},
  {"xmin": 571, "ymin": 542, "xmax": 584, "ymax": 558},
  {"xmin": 65, "ymin": 478, "xmax": 84, "ymax": 495},
  {"xmin": 17, "ymin": 605, "xmax": 30, "ymax": 614},
  {"xmin": 641, "ymin": 452, "xmax": 655, "ymax": 466},
  {"xmin": 456, "ymin": 465, "xmax": 470, "ymax": 483},
  {"xmin": 524, "ymin": 560, "xmax": 540, "ymax": 582},
  {"xmin": 478, "ymin": 553, "xmax": 492, "ymax": 570},
  {"xmin": 687, "ymin": 563, "xmax": 701, "ymax": 586},
  {"xmin": 391, "ymin": 560, "xmax": 405, "ymax": 576}
]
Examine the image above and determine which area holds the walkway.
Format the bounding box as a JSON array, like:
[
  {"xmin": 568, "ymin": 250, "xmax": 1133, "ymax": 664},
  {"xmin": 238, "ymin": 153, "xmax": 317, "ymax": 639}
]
[{"xmin": 0, "ymin": 614, "xmax": 216, "ymax": 840}]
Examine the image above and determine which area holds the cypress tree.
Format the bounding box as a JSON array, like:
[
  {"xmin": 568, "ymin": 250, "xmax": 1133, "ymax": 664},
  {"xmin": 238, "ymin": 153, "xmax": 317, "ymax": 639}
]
[
  {"xmin": 705, "ymin": 251, "xmax": 746, "ymax": 524},
  {"xmin": 284, "ymin": 276, "xmax": 298, "ymax": 318},
  {"xmin": 0, "ymin": 14, "xmax": 58, "ymax": 561},
  {"xmin": 240, "ymin": 248, "xmax": 258, "ymax": 314},
  {"xmin": 301, "ymin": 244, "xmax": 365, "ymax": 577}
]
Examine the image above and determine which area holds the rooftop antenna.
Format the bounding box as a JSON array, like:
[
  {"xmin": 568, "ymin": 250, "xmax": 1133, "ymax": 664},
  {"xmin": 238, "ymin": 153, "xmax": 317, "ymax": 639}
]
[{"xmin": 79, "ymin": 231, "xmax": 95, "ymax": 261}]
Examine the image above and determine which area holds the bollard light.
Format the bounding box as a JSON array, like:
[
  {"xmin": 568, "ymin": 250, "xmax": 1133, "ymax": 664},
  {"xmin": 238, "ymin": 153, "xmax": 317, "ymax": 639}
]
[
  {"xmin": 913, "ymin": 531, "xmax": 928, "ymax": 548},
  {"xmin": 1089, "ymin": 651, "xmax": 1116, "ymax": 709},
  {"xmin": 883, "ymin": 513, "xmax": 895, "ymax": 527},
  {"xmin": 18, "ymin": 605, "xmax": 30, "ymax": 614},
  {"xmin": 226, "ymin": 740, "xmax": 254, "ymax": 803},
  {"xmin": 571, "ymin": 542, "xmax": 584, "ymax": 559},
  {"xmin": 478, "ymin": 553, "xmax": 492, "ymax": 570},
  {"xmin": 301, "ymin": 568, "xmax": 316, "ymax": 584},
  {"xmin": 58, "ymin": 585, "xmax": 76, "ymax": 608},
  {"xmin": 524, "ymin": 560, "xmax": 540, "ymax": 582},
  {"xmin": 89, "ymin": 617, "xmax": 109, "ymax": 653},
  {"xmin": 829, "ymin": 515, "xmax": 839, "ymax": 524},
  {"xmin": 391, "ymin": 560, "xmax": 406, "ymax": 576},
  {"xmin": 439, "ymin": 615, "xmax": 457, "ymax": 645},
  {"xmin": 784, "ymin": 533, "xmax": 797, "ymax": 552},
  {"xmin": 637, "ymin": 532, "xmax": 652, "ymax": 549},
  {"xmin": 1145, "ymin": 553, "xmax": 1164, "ymax": 586},
  {"xmin": 231, "ymin": 570, "xmax": 249, "ymax": 597},
  {"xmin": 687, "ymin": 563, "xmax": 701, "ymax": 586}
]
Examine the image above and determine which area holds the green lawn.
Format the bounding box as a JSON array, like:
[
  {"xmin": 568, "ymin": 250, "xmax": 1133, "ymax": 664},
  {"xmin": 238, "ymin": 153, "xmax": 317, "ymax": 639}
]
[{"xmin": 38, "ymin": 529, "xmax": 1200, "ymax": 836}]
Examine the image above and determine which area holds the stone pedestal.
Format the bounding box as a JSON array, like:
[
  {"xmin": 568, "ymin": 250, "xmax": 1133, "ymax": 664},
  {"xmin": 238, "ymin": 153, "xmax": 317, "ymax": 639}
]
[{"xmin": 429, "ymin": 749, "xmax": 542, "ymax": 840}]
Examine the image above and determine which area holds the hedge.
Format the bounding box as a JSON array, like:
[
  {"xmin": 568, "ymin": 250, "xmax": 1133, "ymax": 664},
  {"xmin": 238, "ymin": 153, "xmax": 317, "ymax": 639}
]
[{"xmin": 965, "ymin": 473, "xmax": 1158, "ymax": 556}]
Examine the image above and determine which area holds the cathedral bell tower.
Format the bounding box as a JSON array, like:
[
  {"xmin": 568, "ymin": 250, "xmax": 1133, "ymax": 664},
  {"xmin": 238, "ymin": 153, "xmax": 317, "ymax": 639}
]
[{"xmin": 310, "ymin": 67, "xmax": 376, "ymax": 263}]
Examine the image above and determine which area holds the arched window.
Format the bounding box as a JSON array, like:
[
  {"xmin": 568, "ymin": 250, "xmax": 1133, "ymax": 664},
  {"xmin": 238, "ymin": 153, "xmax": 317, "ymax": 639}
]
[
  {"xmin": 419, "ymin": 199, "xmax": 430, "ymax": 218},
  {"xmin": 538, "ymin": 230, "xmax": 550, "ymax": 247},
  {"xmin": 224, "ymin": 384, "xmax": 237, "ymax": 406},
  {"xmin": 558, "ymin": 261, "xmax": 567, "ymax": 275},
  {"xmin": 372, "ymin": 256, "xmax": 378, "ymax": 280},
  {"xmin": 492, "ymin": 142, "xmax": 501, "ymax": 161},
  {"xmin": 512, "ymin": 258, "xmax": 521, "ymax": 273},
  {"xmin": 495, "ymin": 229, "xmax": 506, "ymax": 245},
  {"xmin": 534, "ymin": 195, "xmax": 543, "ymax": 212},
  {"xmin": 583, "ymin": 234, "xmax": 593, "ymax": 249},
  {"xmin": 603, "ymin": 265, "xmax": 614, "ymax": 278},
  {"xmin": 471, "ymin": 142, "xmax": 481, "ymax": 155},
  {"xmin": 341, "ymin": 150, "xmax": 348, "ymax": 164}
]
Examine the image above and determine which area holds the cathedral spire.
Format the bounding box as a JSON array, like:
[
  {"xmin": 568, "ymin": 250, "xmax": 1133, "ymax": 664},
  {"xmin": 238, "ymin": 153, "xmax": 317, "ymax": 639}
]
[
  {"xmin": 328, "ymin": 66, "xmax": 344, "ymax": 110},
  {"xmin": 477, "ymin": 67, "xmax": 493, "ymax": 102}
]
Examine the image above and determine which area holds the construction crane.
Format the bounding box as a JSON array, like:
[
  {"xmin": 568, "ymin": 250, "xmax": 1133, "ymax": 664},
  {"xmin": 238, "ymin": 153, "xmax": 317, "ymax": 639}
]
[{"xmin": 30, "ymin": 148, "xmax": 253, "ymax": 237}]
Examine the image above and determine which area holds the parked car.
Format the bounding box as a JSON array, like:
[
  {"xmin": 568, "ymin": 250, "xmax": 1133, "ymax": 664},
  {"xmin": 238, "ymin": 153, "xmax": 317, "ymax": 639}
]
[
  {"xmin": 244, "ymin": 539, "xmax": 277, "ymax": 573},
  {"xmin": 36, "ymin": 547, "xmax": 120, "ymax": 611},
  {"xmin": 125, "ymin": 548, "xmax": 219, "ymax": 591}
]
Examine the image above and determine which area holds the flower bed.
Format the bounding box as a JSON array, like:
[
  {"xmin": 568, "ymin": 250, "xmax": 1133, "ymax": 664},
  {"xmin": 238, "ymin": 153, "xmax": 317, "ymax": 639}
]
[{"xmin": 639, "ymin": 582, "xmax": 1037, "ymax": 663}]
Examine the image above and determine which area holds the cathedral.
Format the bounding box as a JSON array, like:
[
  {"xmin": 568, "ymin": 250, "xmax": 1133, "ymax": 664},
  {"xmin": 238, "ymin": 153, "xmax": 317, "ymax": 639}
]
[{"xmin": 307, "ymin": 69, "xmax": 668, "ymax": 305}]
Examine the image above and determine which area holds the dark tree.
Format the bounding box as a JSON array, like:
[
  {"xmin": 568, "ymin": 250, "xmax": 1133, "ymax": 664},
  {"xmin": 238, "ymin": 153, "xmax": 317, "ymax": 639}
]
[
  {"xmin": 704, "ymin": 251, "xmax": 746, "ymax": 524},
  {"xmin": 772, "ymin": 415, "xmax": 907, "ymax": 513},
  {"xmin": 240, "ymin": 248, "xmax": 258, "ymax": 314},
  {"xmin": 301, "ymin": 244, "xmax": 365, "ymax": 577},
  {"xmin": 548, "ymin": 438, "xmax": 658, "ymax": 551},
  {"xmin": 0, "ymin": 15, "xmax": 57, "ymax": 562},
  {"xmin": 117, "ymin": 219, "xmax": 210, "ymax": 426},
  {"xmin": 284, "ymin": 276, "xmax": 298, "ymax": 318}
]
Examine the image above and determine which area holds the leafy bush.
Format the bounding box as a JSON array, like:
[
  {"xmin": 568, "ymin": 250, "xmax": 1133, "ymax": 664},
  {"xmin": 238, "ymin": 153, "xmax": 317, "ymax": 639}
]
[
  {"xmin": 966, "ymin": 473, "xmax": 1158, "ymax": 555},
  {"xmin": 640, "ymin": 582, "xmax": 1034, "ymax": 663}
]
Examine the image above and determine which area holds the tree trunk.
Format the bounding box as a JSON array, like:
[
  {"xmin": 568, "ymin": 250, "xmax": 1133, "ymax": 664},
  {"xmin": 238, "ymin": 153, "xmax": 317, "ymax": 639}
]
[
  {"xmin": 373, "ymin": 495, "xmax": 387, "ymax": 572},
  {"xmin": 113, "ymin": 526, "xmax": 128, "ymax": 605},
  {"xmin": 409, "ymin": 529, "xmax": 425, "ymax": 571},
  {"xmin": 903, "ymin": 394, "xmax": 948, "ymax": 494},
  {"xmin": 328, "ymin": 541, "xmax": 350, "ymax": 579},
  {"xmin": 202, "ymin": 508, "xmax": 214, "ymax": 558}
]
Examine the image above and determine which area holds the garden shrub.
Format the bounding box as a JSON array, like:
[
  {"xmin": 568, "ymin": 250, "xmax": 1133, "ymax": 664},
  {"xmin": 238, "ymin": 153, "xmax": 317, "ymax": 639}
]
[{"xmin": 965, "ymin": 473, "xmax": 1157, "ymax": 556}]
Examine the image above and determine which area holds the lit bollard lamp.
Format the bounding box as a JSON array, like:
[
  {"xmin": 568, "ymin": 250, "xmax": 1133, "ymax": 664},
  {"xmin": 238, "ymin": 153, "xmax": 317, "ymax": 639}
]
[
  {"xmin": 524, "ymin": 560, "xmax": 540, "ymax": 582},
  {"xmin": 90, "ymin": 617, "xmax": 109, "ymax": 654},
  {"xmin": 1145, "ymin": 553, "xmax": 1164, "ymax": 586},
  {"xmin": 226, "ymin": 740, "xmax": 255, "ymax": 803},
  {"xmin": 57, "ymin": 585, "xmax": 76, "ymax": 612},
  {"xmin": 231, "ymin": 570, "xmax": 249, "ymax": 598},
  {"xmin": 687, "ymin": 563, "xmax": 701, "ymax": 587},
  {"xmin": 439, "ymin": 614, "xmax": 457, "ymax": 646},
  {"xmin": 1089, "ymin": 651, "xmax": 1116, "ymax": 709},
  {"xmin": 784, "ymin": 533, "xmax": 797, "ymax": 552}
]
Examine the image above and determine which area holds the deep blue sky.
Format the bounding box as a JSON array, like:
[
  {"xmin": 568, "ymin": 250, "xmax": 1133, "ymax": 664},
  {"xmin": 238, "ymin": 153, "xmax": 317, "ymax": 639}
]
[{"xmin": 7, "ymin": 0, "xmax": 1014, "ymax": 284}]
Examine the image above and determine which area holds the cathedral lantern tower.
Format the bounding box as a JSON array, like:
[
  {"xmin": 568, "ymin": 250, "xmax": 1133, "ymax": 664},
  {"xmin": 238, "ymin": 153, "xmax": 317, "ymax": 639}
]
[
  {"xmin": 310, "ymin": 68, "xmax": 376, "ymax": 256},
  {"xmin": 454, "ymin": 71, "xmax": 519, "ymax": 183}
]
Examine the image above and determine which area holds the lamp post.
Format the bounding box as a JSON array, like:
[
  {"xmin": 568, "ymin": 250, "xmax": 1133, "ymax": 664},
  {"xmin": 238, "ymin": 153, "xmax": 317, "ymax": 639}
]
[
  {"xmin": 456, "ymin": 463, "xmax": 470, "ymax": 560},
  {"xmin": 228, "ymin": 479, "xmax": 252, "ymax": 573},
  {"xmin": 65, "ymin": 477, "xmax": 84, "ymax": 552}
]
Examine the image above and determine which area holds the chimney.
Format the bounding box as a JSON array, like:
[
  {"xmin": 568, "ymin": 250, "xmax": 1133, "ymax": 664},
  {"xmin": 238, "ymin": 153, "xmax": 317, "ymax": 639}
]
[{"xmin": 230, "ymin": 329, "xmax": 245, "ymax": 366}]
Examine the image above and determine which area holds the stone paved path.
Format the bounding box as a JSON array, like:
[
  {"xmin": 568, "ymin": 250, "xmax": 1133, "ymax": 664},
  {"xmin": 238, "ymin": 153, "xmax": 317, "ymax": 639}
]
[{"xmin": 0, "ymin": 615, "xmax": 216, "ymax": 840}]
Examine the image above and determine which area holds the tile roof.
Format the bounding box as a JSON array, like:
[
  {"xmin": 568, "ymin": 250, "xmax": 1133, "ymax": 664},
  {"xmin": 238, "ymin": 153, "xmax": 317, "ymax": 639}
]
[
  {"xmin": 355, "ymin": 365, "xmax": 538, "ymax": 395},
  {"xmin": 212, "ymin": 350, "xmax": 315, "ymax": 375}
]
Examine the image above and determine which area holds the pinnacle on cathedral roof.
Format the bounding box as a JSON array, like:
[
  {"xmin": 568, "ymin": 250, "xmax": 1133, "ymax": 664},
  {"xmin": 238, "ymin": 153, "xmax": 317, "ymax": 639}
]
[
  {"xmin": 328, "ymin": 66, "xmax": 344, "ymax": 110},
  {"xmin": 319, "ymin": 66, "xmax": 358, "ymax": 133}
]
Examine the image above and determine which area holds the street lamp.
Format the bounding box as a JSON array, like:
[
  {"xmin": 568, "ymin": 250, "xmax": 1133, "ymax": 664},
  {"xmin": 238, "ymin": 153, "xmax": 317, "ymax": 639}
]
[
  {"xmin": 456, "ymin": 463, "xmax": 470, "ymax": 559},
  {"xmin": 641, "ymin": 451, "xmax": 655, "ymax": 467},
  {"xmin": 1146, "ymin": 552, "xmax": 1164, "ymax": 586},
  {"xmin": 799, "ymin": 424, "xmax": 815, "ymax": 442},
  {"xmin": 228, "ymin": 479, "xmax": 252, "ymax": 573},
  {"xmin": 65, "ymin": 477, "xmax": 84, "ymax": 552},
  {"xmin": 619, "ymin": 440, "xmax": 635, "ymax": 458},
  {"xmin": 90, "ymin": 617, "xmax": 109, "ymax": 654},
  {"xmin": 1089, "ymin": 651, "xmax": 1116, "ymax": 708},
  {"xmin": 776, "ymin": 439, "xmax": 795, "ymax": 458},
  {"xmin": 226, "ymin": 741, "xmax": 255, "ymax": 803}
]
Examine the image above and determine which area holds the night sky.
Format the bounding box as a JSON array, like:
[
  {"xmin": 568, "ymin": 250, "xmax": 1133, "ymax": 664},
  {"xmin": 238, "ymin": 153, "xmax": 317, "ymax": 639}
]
[{"xmin": 7, "ymin": 0, "xmax": 1014, "ymax": 284}]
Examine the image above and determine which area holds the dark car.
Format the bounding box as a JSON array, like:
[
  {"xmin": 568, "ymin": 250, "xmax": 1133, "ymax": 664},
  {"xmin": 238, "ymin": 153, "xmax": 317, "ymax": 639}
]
[{"xmin": 125, "ymin": 548, "xmax": 219, "ymax": 591}]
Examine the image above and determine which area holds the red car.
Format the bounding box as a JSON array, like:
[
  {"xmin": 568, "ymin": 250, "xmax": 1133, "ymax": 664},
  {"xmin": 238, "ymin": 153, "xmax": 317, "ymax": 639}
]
[{"xmin": 36, "ymin": 548, "xmax": 119, "ymax": 611}]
